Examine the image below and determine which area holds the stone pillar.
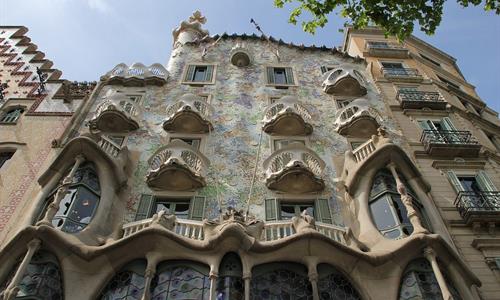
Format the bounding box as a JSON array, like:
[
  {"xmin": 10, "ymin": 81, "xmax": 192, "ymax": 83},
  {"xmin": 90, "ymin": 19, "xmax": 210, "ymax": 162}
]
[
  {"xmin": 387, "ymin": 163, "xmax": 428, "ymax": 235},
  {"xmin": 37, "ymin": 154, "xmax": 85, "ymax": 227},
  {"xmin": 308, "ymin": 272, "xmax": 320, "ymax": 300},
  {"xmin": 424, "ymin": 247, "xmax": 452, "ymax": 300},
  {"xmin": 209, "ymin": 271, "xmax": 218, "ymax": 300},
  {"xmin": 141, "ymin": 255, "xmax": 158, "ymax": 300},
  {"xmin": 2, "ymin": 239, "xmax": 41, "ymax": 300},
  {"xmin": 243, "ymin": 271, "xmax": 251, "ymax": 300}
]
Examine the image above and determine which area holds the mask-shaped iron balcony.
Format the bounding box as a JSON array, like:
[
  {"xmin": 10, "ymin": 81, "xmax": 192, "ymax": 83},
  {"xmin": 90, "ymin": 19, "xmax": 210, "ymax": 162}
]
[
  {"xmin": 163, "ymin": 93, "xmax": 214, "ymax": 133},
  {"xmin": 322, "ymin": 67, "xmax": 367, "ymax": 97},
  {"xmin": 262, "ymin": 96, "xmax": 313, "ymax": 136}
]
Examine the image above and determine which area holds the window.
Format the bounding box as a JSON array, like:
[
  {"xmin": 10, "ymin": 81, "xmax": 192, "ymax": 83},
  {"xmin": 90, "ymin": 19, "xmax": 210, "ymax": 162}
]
[
  {"xmin": 170, "ymin": 137, "xmax": 201, "ymax": 150},
  {"xmin": 437, "ymin": 75, "xmax": 460, "ymax": 90},
  {"xmin": 184, "ymin": 64, "xmax": 215, "ymax": 84},
  {"xmin": 336, "ymin": 99, "xmax": 352, "ymax": 109},
  {"xmin": 0, "ymin": 151, "xmax": 14, "ymax": 169},
  {"xmin": 418, "ymin": 117, "xmax": 463, "ymax": 144},
  {"xmin": 272, "ymin": 138, "xmax": 306, "ymax": 151},
  {"xmin": 216, "ymin": 253, "xmax": 244, "ymax": 299},
  {"xmin": 100, "ymin": 260, "xmax": 147, "ymax": 299},
  {"xmin": 320, "ymin": 66, "xmax": 336, "ymax": 74},
  {"xmin": 269, "ymin": 96, "xmax": 282, "ymax": 104},
  {"xmin": 368, "ymin": 41, "xmax": 390, "ymax": 48},
  {"xmin": 381, "ymin": 62, "xmax": 404, "ymax": 69},
  {"xmin": 251, "ymin": 263, "xmax": 312, "ymax": 299},
  {"xmin": 265, "ymin": 198, "xmax": 332, "ymax": 224},
  {"xmin": 317, "ymin": 264, "xmax": 361, "ymax": 300},
  {"xmin": 420, "ymin": 53, "xmax": 441, "ymax": 67},
  {"xmin": 418, "ymin": 118, "xmax": 456, "ymax": 132},
  {"xmin": 134, "ymin": 195, "xmax": 206, "ymax": 221},
  {"xmin": 266, "ymin": 66, "xmax": 295, "ymax": 86},
  {"xmin": 42, "ymin": 162, "xmax": 101, "ymax": 233},
  {"xmin": 152, "ymin": 261, "xmax": 210, "ymax": 299},
  {"xmin": 447, "ymin": 170, "xmax": 498, "ymax": 194},
  {"xmin": 0, "ymin": 107, "xmax": 24, "ymax": 124}
]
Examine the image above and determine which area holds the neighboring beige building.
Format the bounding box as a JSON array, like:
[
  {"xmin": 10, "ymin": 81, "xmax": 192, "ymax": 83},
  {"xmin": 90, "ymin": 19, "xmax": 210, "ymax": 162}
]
[{"xmin": 0, "ymin": 15, "xmax": 499, "ymax": 300}]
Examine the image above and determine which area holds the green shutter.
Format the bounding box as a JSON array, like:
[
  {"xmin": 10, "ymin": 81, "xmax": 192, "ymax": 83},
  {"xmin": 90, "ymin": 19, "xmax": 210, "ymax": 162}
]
[
  {"xmin": 265, "ymin": 198, "xmax": 277, "ymax": 221},
  {"xmin": 189, "ymin": 196, "xmax": 206, "ymax": 221},
  {"xmin": 135, "ymin": 194, "xmax": 154, "ymax": 221},
  {"xmin": 476, "ymin": 170, "xmax": 498, "ymax": 192},
  {"xmin": 320, "ymin": 66, "xmax": 328, "ymax": 74},
  {"xmin": 267, "ymin": 67, "xmax": 275, "ymax": 84},
  {"xmin": 205, "ymin": 65, "xmax": 214, "ymax": 82},
  {"xmin": 285, "ymin": 67, "xmax": 294, "ymax": 84},
  {"xmin": 315, "ymin": 198, "xmax": 332, "ymax": 224},
  {"xmin": 440, "ymin": 117, "xmax": 456, "ymax": 131},
  {"xmin": 446, "ymin": 171, "xmax": 465, "ymax": 193},
  {"xmin": 185, "ymin": 65, "xmax": 196, "ymax": 82}
]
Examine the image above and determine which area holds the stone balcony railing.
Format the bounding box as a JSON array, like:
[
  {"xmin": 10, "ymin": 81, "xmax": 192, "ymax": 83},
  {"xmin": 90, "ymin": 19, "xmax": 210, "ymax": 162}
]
[
  {"xmin": 365, "ymin": 41, "xmax": 409, "ymax": 58},
  {"xmin": 381, "ymin": 68, "xmax": 423, "ymax": 82},
  {"xmin": 89, "ymin": 92, "xmax": 140, "ymax": 132},
  {"xmin": 101, "ymin": 63, "xmax": 169, "ymax": 86},
  {"xmin": 322, "ymin": 66, "xmax": 367, "ymax": 96},
  {"xmin": 263, "ymin": 142, "xmax": 325, "ymax": 193},
  {"xmin": 146, "ymin": 139, "xmax": 210, "ymax": 191},
  {"xmin": 420, "ymin": 130, "xmax": 481, "ymax": 157},
  {"xmin": 123, "ymin": 217, "xmax": 205, "ymax": 240},
  {"xmin": 162, "ymin": 93, "xmax": 213, "ymax": 133},
  {"xmin": 334, "ymin": 99, "xmax": 380, "ymax": 137},
  {"xmin": 262, "ymin": 96, "xmax": 313, "ymax": 136},
  {"xmin": 396, "ymin": 90, "xmax": 446, "ymax": 110},
  {"xmin": 454, "ymin": 191, "xmax": 500, "ymax": 225},
  {"xmin": 262, "ymin": 220, "xmax": 347, "ymax": 244}
]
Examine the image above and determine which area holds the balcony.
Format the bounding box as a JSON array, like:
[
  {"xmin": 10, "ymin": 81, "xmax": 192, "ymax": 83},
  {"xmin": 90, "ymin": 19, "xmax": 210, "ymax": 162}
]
[
  {"xmin": 146, "ymin": 139, "xmax": 210, "ymax": 191},
  {"xmin": 334, "ymin": 99, "xmax": 380, "ymax": 137},
  {"xmin": 123, "ymin": 217, "xmax": 205, "ymax": 240},
  {"xmin": 420, "ymin": 130, "xmax": 481, "ymax": 157},
  {"xmin": 397, "ymin": 91, "xmax": 446, "ymax": 110},
  {"xmin": 322, "ymin": 67, "xmax": 367, "ymax": 96},
  {"xmin": 263, "ymin": 142, "xmax": 325, "ymax": 193},
  {"xmin": 364, "ymin": 41, "xmax": 409, "ymax": 58},
  {"xmin": 455, "ymin": 191, "xmax": 500, "ymax": 225},
  {"xmin": 101, "ymin": 63, "xmax": 169, "ymax": 86},
  {"xmin": 89, "ymin": 92, "xmax": 140, "ymax": 132},
  {"xmin": 262, "ymin": 96, "xmax": 313, "ymax": 136},
  {"xmin": 163, "ymin": 94, "xmax": 213, "ymax": 133},
  {"xmin": 382, "ymin": 68, "xmax": 423, "ymax": 82}
]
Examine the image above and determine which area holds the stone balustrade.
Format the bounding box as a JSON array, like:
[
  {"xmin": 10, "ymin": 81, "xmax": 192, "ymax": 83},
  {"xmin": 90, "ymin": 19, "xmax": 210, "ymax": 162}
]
[{"xmin": 122, "ymin": 217, "xmax": 205, "ymax": 240}]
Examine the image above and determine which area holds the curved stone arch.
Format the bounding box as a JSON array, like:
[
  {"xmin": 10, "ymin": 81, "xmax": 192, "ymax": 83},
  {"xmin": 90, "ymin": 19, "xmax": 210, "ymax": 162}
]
[
  {"xmin": 317, "ymin": 263, "xmax": 363, "ymax": 300},
  {"xmin": 32, "ymin": 135, "xmax": 127, "ymax": 244},
  {"xmin": 98, "ymin": 259, "xmax": 148, "ymax": 300},
  {"xmin": 250, "ymin": 261, "xmax": 313, "ymax": 299}
]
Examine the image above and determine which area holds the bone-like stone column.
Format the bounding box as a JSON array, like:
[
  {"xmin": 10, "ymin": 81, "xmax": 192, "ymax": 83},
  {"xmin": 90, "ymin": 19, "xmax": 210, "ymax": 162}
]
[
  {"xmin": 424, "ymin": 247, "xmax": 453, "ymax": 300},
  {"xmin": 308, "ymin": 272, "xmax": 320, "ymax": 300},
  {"xmin": 209, "ymin": 271, "xmax": 218, "ymax": 300},
  {"xmin": 387, "ymin": 162, "xmax": 428, "ymax": 235},
  {"xmin": 243, "ymin": 271, "xmax": 251, "ymax": 300},
  {"xmin": 37, "ymin": 154, "xmax": 85, "ymax": 227},
  {"xmin": 141, "ymin": 253, "xmax": 158, "ymax": 300},
  {"xmin": 2, "ymin": 239, "xmax": 41, "ymax": 300}
]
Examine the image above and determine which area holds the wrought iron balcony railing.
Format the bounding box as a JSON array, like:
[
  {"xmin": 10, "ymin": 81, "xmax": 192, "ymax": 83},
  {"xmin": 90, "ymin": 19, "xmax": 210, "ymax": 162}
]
[
  {"xmin": 397, "ymin": 91, "xmax": 446, "ymax": 110},
  {"xmin": 420, "ymin": 130, "xmax": 478, "ymax": 146},
  {"xmin": 366, "ymin": 41, "xmax": 405, "ymax": 50},
  {"xmin": 382, "ymin": 68, "xmax": 422, "ymax": 80},
  {"xmin": 454, "ymin": 191, "xmax": 500, "ymax": 223}
]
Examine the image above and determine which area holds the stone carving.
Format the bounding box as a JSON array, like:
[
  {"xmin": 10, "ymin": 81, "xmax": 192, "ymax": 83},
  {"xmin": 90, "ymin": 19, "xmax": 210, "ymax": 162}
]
[
  {"xmin": 151, "ymin": 209, "xmax": 176, "ymax": 231},
  {"xmin": 292, "ymin": 210, "xmax": 316, "ymax": 233},
  {"xmin": 203, "ymin": 207, "xmax": 264, "ymax": 240}
]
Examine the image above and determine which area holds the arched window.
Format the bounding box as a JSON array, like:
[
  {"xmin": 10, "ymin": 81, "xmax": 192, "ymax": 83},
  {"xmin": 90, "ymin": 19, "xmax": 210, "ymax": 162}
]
[
  {"xmin": 0, "ymin": 251, "xmax": 63, "ymax": 300},
  {"xmin": 369, "ymin": 169, "xmax": 429, "ymax": 239},
  {"xmin": 216, "ymin": 253, "xmax": 244, "ymax": 300},
  {"xmin": 317, "ymin": 264, "xmax": 361, "ymax": 300},
  {"xmin": 100, "ymin": 260, "xmax": 146, "ymax": 300},
  {"xmin": 399, "ymin": 258, "xmax": 461, "ymax": 300},
  {"xmin": 0, "ymin": 108, "xmax": 24, "ymax": 123},
  {"xmin": 250, "ymin": 262, "xmax": 313, "ymax": 300},
  {"xmin": 151, "ymin": 261, "xmax": 210, "ymax": 299},
  {"xmin": 42, "ymin": 162, "xmax": 101, "ymax": 233}
]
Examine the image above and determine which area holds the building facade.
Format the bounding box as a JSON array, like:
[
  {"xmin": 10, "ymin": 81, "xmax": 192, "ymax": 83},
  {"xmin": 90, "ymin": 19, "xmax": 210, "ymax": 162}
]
[{"xmin": 0, "ymin": 13, "xmax": 499, "ymax": 300}]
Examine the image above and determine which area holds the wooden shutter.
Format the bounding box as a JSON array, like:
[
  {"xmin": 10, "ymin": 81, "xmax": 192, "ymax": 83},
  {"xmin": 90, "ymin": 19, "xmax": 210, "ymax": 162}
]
[
  {"xmin": 189, "ymin": 196, "xmax": 206, "ymax": 221},
  {"xmin": 205, "ymin": 65, "xmax": 214, "ymax": 82},
  {"xmin": 446, "ymin": 171, "xmax": 465, "ymax": 193},
  {"xmin": 184, "ymin": 65, "xmax": 196, "ymax": 82},
  {"xmin": 285, "ymin": 67, "xmax": 294, "ymax": 84},
  {"xmin": 320, "ymin": 66, "xmax": 328, "ymax": 74},
  {"xmin": 315, "ymin": 198, "xmax": 333, "ymax": 224},
  {"xmin": 266, "ymin": 67, "xmax": 275, "ymax": 84},
  {"xmin": 265, "ymin": 198, "xmax": 278, "ymax": 221},
  {"xmin": 135, "ymin": 194, "xmax": 154, "ymax": 221},
  {"xmin": 476, "ymin": 170, "xmax": 498, "ymax": 192},
  {"xmin": 440, "ymin": 117, "xmax": 456, "ymax": 131}
]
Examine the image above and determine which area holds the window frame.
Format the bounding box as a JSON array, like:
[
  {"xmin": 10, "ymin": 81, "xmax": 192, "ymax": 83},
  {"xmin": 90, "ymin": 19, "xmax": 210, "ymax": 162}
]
[
  {"xmin": 265, "ymin": 65, "xmax": 297, "ymax": 88},
  {"xmin": 134, "ymin": 194, "xmax": 207, "ymax": 221},
  {"xmin": 0, "ymin": 151, "xmax": 15, "ymax": 170},
  {"xmin": 270, "ymin": 136, "xmax": 308, "ymax": 152},
  {"xmin": 167, "ymin": 133, "xmax": 205, "ymax": 152},
  {"xmin": 0, "ymin": 107, "xmax": 24, "ymax": 124},
  {"xmin": 181, "ymin": 63, "xmax": 217, "ymax": 85}
]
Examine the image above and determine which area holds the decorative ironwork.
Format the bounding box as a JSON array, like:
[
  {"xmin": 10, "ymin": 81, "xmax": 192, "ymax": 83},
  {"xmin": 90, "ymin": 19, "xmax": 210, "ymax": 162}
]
[
  {"xmin": 317, "ymin": 265, "xmax": 361, "ymax": 300},
  {"xmin": 454, "ymin": 191, "xmax": 500, "ymax": 220},
  {"xmin": 151, "ymin": 265, "xmax": 210, "ymax": 299},
  {"xmin": 420, "ymin": 130, "xmax": 478, "ymax": 145},
  {"xmin": 382, "ymin": 67, "xmax": 420, "ymax": 78},
  {"xmin": 397, "ymin": 91, "xmax": 444, "ymax": 103},
  {"xmin": 0, "ymin": 82, "xmax": 7, "ymax": 101},
  {"xmin": 366, "ymin": 41, "xmax": 405, "ymax": 50},
  {"xmin": 100, "ymin": 270, "xmax": 145, "ymax": 299},
  {"xmin": 250, "ymin": 265, "xmax": 313, "ymax": 300}
]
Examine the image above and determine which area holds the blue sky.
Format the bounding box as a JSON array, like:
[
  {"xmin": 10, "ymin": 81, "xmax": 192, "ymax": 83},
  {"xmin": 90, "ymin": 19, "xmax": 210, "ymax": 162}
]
[{"xmin": 1, "ymin": 0, "xmax": 499, "ymax": 111}]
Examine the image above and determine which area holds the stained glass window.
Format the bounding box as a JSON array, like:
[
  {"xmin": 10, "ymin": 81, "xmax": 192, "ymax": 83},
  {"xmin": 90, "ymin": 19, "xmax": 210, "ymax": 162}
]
[
  {"xmin": 0, "ymin": 251, "xmax": 63, "ymax": 300},
  {"xmin": 250, "ymin": 262, "xmax": 313, "ymax": 300},
  {"xmin": 317, "ymin": 264, "xmax": 361, "ymax": 300},
  {"xmin": 399, "ymin": 258, "xmax": 462, "ymax": 300},
  {"xmin": 216, "ymin": 253, "xmax": 244, "ymax": 300},
  {"xmin": 151, "ymin": 261, "xmax": 210, "ymax": 300},
  {"xmin": 100, "ymin": 260, "xmax": 146, "ymax": 300}
]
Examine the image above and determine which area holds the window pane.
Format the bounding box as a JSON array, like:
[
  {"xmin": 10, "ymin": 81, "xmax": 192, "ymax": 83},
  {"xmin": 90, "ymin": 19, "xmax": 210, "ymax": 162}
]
[
  {"xmin": 299, "ymin": 205, "xmax": 314, "ymax": 218},
  {"xmin": 280, "ymin": 205, "xmax": 296, "ymax": 220},
  {"xmin": 193, "ymin": 66, "xmax": 207, "ymax": 82},
  {"xmin": 174, "ymin": 203, "xmax": 190, "ymax": 219},
  {"xmin": 273, "ymin": 68, "xmax": 287, "ymax": 84},
  {"xmin": 458, "ymin": 177, "xmax": 481, "ymax": 193},
  {"xmin": 370, "ymin": 196, "xmax": 397, "ymax": 230},
  {"xmin": 155, "ymin": 202, "xmax": 171, "ymax": 214},
  {"xmin": 382, "ymin": 62, "xmax": 404, "ymax": 69}
]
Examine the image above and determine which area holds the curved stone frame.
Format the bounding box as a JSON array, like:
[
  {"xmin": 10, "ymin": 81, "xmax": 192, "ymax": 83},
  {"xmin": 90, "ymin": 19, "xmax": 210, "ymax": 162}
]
[{"xmin": 31, "ymin": 136, "xmax": 128, "ymax": 245}]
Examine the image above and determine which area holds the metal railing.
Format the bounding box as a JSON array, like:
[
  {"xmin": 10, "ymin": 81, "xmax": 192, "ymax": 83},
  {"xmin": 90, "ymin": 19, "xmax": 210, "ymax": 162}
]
[
  {"xmin": 420, "ymin": 130, "xmax": 478, "ymax": 146},
  {"xmin": 382, "ymin": 67, "xmax": 421, "ymax": 78},
  {"xmin": 264, "ymin": 143, "xmax": 325, "ymax": 178},
  {"xmin": 165, "ymin": 95, "xmax": 211, "ymax": 121},
  {"xmin": 263, "ymin": 96, "xmax": 311, "ymax": 124},
  {"xmin": 149, "ymin": 145, "xmax": 205, "ymax": 175},
  {"xmin": 454, "ymin": 191, "xmax": 500, "ymax": 220},
  {"xmin": 397, "ymin": 91, "xmax": 444, "ymax": 103},
  {"xmin": 366, "ymin": 41, "xmax": 405, "ymax": 50}
]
